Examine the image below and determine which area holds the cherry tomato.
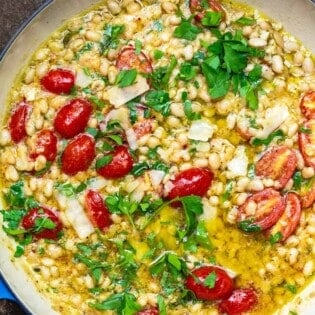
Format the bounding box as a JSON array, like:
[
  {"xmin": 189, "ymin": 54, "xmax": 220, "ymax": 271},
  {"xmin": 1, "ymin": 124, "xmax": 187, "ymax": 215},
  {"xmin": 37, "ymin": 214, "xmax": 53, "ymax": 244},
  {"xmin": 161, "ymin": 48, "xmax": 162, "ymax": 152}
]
[
  {"xmin": 133, "ymin": 119, "xmax": 153, "ymax": 139},
  {"xmin": 237, "ymin": 188, "xmax": 285, "ymax": 231},
  {"xmin": 41, "ymin": 69, "xmax": 75, "ymax": 94},
  {"xmin": 9, "ymin": 100, "xmax": 31, "ymax": 143},
  {"xmin": 116, "ymin": 47, "xmax": 153, "ymax": 74},
  {"xmin": 165, "ymin": 168, "xmax": 213, "ymax": 199},
  {"xmin": 137, "ymin": 307, "xmax": 159, "ymax": 315},
  {"xmin": 189, "ymin": 0, "xmax": 225, "ymax": 22},
  {"xmin": 29, "ymin": 129, "xmax": 58, "ymax": 162},
  {"xmin": 300, "ymin": 180, "xmax": 315, "ymax": 208},
  {"xmin": 54, "ymin": 98, "xmax": 92, "ymax": 139},
  {"xmin": 218, "ymin": 288, "xmax": 258, "ymax": 315},
  {"xmin": 266, "ymin": 192, "xmax": 301, "ymax": 242},
  {"xmin": 300, "ymin": 91, "xmax": 315, "ymax": 119},
  {"xmin": 97, "ymin": 145, "xmax": 133, "ymax": 179},
  {"xmin": 85, "ymin": 190, "xmax": 112, "ymax": 230},
  {"xmin": 299, "ymin": 118, "xmax": 315, "ymax": 168},
  {"xmin": 21, "ymin": 207, "xmax": 62, "ymax": 240},
  {"xmin": 255, "ymin": 146, "xmax": 297, "ymax": 189},
  {"xmin": 186, "ymin": 266, "xmax": 234, "ymax": 301},
  {"xmin": 61, "ymin": 134, "xmax": 96, "ymax": 175}
]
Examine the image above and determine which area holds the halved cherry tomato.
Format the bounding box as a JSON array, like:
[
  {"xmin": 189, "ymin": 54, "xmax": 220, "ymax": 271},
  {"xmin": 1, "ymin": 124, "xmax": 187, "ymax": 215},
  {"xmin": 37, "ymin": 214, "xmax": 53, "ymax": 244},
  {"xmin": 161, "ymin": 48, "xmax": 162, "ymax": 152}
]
[
  {"xmin": 116, "ymin": 47, "xmax": 153, "ymax": 74},
  {"xmin": 133, "ymin": 119, "xmax": 153, "ymax": 139},
  {"xmin": 218, "ymin": 288, "xmax": 258, "ymax": 315},
  {"xmin": 22, "ymin": 207, "xmax": 62, "ymax": 240},
  {"xmin": 255, "ymin": 146, "xmax": 297, "ymax": 189},
  {"xmin": 9, "ymin": 100, "xmax": 31, "ymax": 143},
  {"xmin": 61, "ymin": 134, "xmax": 95, "ymax": 175},
  {"xmin": 54, "ymin": 98, "xmax": 92, "ymax": 139},
  {"xmin": 266, "ymin": 192, "xmax": 301, "ymax": 242},
  {"xmin": 29, "ymin": 129, "xmax": 58, "ymax": 162},
  {"xmin": 137, "ymin": 307, "xmax": 159, "ymax": 315},
  {"xmin": 165, "ymin": 168, "xmax": 213, "ymax": 199},
  {"xmin": 237, "ymin": 188, "xmax": 285, "ymax": 231},
  {"xmin": 300, "ymin": 180, "xmax": 315, "ymax": 208},
  {"xmin": 189, "ymin": 0, "xmax": 226, "ymax": 22},
  {"xmin": 97, "ymin": 145, "xmax": 133, "ymax": 179},
  {"xmin": 186, "ymin": 266, "xmax": 234, "ymax": 301},
  {"xmin": 85, "ymin": 190, "xmax": 112, "ymax": 230},
  {"xmin": 299, "ymin": 118, "xmax": 315, "ymax": 168},
  {"xmin": 300, "ymin": 91, "xmax": 315, "ymax": 119},
  {"xmin": 41, "ymin": 69, "xmax": 75, "ymax": 95}
]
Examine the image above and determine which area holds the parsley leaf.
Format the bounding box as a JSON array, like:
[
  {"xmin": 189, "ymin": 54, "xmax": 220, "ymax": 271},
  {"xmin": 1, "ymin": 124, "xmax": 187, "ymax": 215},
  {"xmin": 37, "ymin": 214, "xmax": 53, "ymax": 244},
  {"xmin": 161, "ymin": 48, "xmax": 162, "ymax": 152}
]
[
  {"xmin": 284, "ymin": 283, "xmax": 298, "ymax": 294},
  {"xmin": 145, "ymin": 90, "xmax": 171, "ymax": 116},
  {"xmin": 236, "ymin": 17, "xmax": 256, "ymax": 25},
  {"xmin": 100, "ymin": 24, "xmax": 125, "ymax": 54},
  {"xmin": 116, "ymin": 69, "xmax": 138, "ymax": 88},
  {"xmin": 204, "ymin": 271, "xmax": 217, "ymax": 288},
  {"xmin": 252, "ymin": 129, "xmax": 285, "ymax": 146},
  {"xmin": 174, "ymin": 18, "xmax": 201, "ymax": 41},
  {"xmin": 269, "ymin": 231, "xmax": 283, "ymax": 245},
  {"xmin": 201, "ymin": 11, "xmax": 222, "ymax": 27},
  {"xmin": 238, "ymin": 219, "xmax": 261, "ymax": 233}
]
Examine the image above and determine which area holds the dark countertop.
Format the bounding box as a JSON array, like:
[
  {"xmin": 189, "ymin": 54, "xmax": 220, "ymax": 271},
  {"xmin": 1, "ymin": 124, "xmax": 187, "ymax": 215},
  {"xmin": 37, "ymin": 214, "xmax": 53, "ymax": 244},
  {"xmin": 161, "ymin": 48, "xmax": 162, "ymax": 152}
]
[{"xmin": 0, "ymin": 0, "xmax": 49, "ymax": 54}]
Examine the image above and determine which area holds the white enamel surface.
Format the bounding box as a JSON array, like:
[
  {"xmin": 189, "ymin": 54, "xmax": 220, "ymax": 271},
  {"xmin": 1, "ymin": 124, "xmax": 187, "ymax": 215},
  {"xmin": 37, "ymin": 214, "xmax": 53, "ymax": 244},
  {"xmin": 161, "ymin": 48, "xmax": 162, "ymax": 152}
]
[{"xmin": 0, "ymin": 0, "xmax": 314, "ymax": 314}]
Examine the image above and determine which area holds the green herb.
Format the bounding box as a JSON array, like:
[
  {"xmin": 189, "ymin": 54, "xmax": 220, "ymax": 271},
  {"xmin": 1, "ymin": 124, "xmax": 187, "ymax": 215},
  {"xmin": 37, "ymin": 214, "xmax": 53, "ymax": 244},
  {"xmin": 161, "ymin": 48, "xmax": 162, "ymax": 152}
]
[
  {"xmin": 14, "ymin": 245, "xmax": 24, "ymax": 258},
  {"xmin": 116, "ymin": 69, "xmax": 138, "ymax": 88},
  {"xmin": 178, "ymin": 62, "xmax": 197, "ymax": 82},
  {"xmin": 284, "ymin": 283, "xmax": 298, "ymax": 294},
  {"xmin": 131, "ymin": 162, "xmax": 150, "ymax": 176},
  {"xmin": 235, "ymin": 17, "xmax": 256, "ymax": 25},
  {"xmin": 100, "ymin": 24, "xmax": 125, "ymax": 54},
  {"xmin": 269, "ymin": 231, "xmax": 283, "ymax": 245},
  {"xmin": 151, "ymin": 161, "xmax": 169, "ymax": 173},
  {"xmin": 150, "ymin": 252, "xmax": 187, "ymax": 276},
  {"xmin": 248, "ymin": 163, "xmax": 256, "ymax": 179},
  {"xmin": 54, "ymin": 182, "xmax": 87, "ymax": 197},
  {"xmin": 33, "ymin": 217, "xmax": 56, "ymax": 233},
  {"xmin": 204, "ymin": 271, "xmax": 217, "ymax": 288},
  {"xmin": 289, "ymin": 311, "xmax": 298, "ymax": 315},
  {"xmin": 183, "ymin": 96, "xmax": 201, "ymax": 120},
  {"xmin": 89, "ymin": 292, "xmax": 141, "ymax": 314},
  {"xmin": 299, "ymin": 126, "xmax": 312, "ymax": 134},
  {"xmin": 34, "ymin": 161, "xmax": 52, "ymax": 176},
  {"xmin": 95, "ymin": 155, "xmax": 113, "ymax": 169},
  {"xmin": 89, "ymin": 95, "xmax": 106, "ymax": 109},
  {"xmin": 252, "ymin": 129, "xmax": 285, "ymax": 146},
  {"xmin": 184, "ymin": 221, "xmax": 213, "ymax": 253},
  {"xmin": 157, "ymin": 295, "xmax": 167, "ymax": 315},
  {"xmin": 4, "ymin": 181, "xmax": 26, "ymax": 208},
  {"xmin": 173, "ymin": 17, "xmax": 201, "ymax": 41},
  {"xmin": 238, "ymin": 219, "xmax": 261, "ymax": 233},
  {"xmin": 220, "ymin": 181, "xmax": 234, "ymax": 203},
  {"xmin": 145, "ymin": 90, "xmax": 171, "ymax": 116},
  {"xmin": 201, "ymin": 11, "xmax": 222, "ymax": 27},
  {"xmin": 147, "ymin": 147, "xmax": 160, "ymax": 160},
  {"xmin": 154, "ymin": 49, "xmax": 164, "ymax": 60},
  {"xmin": 135, "ymin": 39, "xmax": 142, "ymax": 55}
]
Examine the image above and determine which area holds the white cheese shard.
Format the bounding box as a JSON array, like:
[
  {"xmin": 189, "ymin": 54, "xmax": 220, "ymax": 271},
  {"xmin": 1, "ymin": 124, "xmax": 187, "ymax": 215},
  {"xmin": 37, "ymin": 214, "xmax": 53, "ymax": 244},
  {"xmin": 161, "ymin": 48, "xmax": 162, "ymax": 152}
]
[
  {"xmin": 75, "ymin": 68, "xmax": 93, "ymax": 88},
  {"xmin": 148, "ymin": 170, "xmax": 165, "ymax": 188},
  {"xmin": 107, "ymin": 76, "xmax": 150, "ymax": 107},
  {"xmin": 188, "ymin": 120, "xmax": 214, "ymax": 142},
  {"xmin": 55, "ymin": 193, "xmax": 94, "ymax": 239},
  {"xmin": 255, "ymin": 104, "xmax": 289, "ymax": 139},
  {"xmin": 227, "ymin": 146, "xmax": 248, "ymax": 178}
]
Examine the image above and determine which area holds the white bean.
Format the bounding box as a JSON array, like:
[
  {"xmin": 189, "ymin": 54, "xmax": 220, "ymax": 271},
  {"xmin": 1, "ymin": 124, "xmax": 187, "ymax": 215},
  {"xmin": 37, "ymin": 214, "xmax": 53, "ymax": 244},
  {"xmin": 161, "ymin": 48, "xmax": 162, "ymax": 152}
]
[
  {"xmin": 272, "ymin": 55, "xmax": 284, "ymax": 74},
  {"xmin": 303, "ymin": 57, "xmax": 314, "ymax": 74},
  {"xmin": 248, "ymin": 38, "xmax": 267, "ymax": 48}
]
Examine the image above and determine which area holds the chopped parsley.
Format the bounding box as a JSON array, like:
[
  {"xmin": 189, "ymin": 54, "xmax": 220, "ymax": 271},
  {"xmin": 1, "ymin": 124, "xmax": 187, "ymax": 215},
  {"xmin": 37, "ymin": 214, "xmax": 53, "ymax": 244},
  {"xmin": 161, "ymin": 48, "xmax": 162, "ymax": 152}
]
[
  {"xmin": 173, "ymin": 17, "xmax": 201, "ymax": 41},
  {"xmin": 204, "ymin": 271, "xmax": 217, "ymax": 288},
  {"xmin": 116, "ymin": 69, "xmax": 138, "ymax": 88}
]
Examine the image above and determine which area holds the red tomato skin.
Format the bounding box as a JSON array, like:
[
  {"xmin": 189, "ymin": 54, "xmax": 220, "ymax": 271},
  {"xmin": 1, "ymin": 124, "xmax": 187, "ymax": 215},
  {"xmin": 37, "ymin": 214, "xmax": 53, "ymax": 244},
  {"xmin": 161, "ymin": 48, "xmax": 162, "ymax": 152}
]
[
  {"xmin": 85, "ymin": 190, "xmax": 112, "ymax": 230},
  {"xmin": 237, "ymin": 188, "xmax": 285, "ymax": 231},
  {"xmin": 41, "ymin": 69, "xmax": 75, "ymax": 94},
  {"xmin": 255, "ymin": 146, "xmax": 297, "ymax": 189},
  {"xmin": 166, "ymin": 168, "xmax": 213, "ymax": 199},
  {"xmin": 29, "ymin": 129, "xmax": 58, "ymax": 162},
  {"xmin": 54, "ymin": 98, "xmax": 93, "ymax": 139},
  {"xmin": 97, "ymin": 145, "xmax": 133, "ymax": 179},
  {"xmin": 61, "ymin": 134, "xmax": 96, "ymax": 175},
  {"xmin": 133, "ymin": 119, "xmax": 153, "ymax": 139},
  {"xmin": 189, "ymin": 0, "xmax": 225, "ymax": 21},
  {"xmin": 186, "ymin": 266, "xmax": 234, "ymax": 301},
  {"xmin": 21, "ymin": 207, "xmax": 62, "ymax": 239},
  {"xmin": 116, "ymin": 47, "xmax": 153, "ymax": 73},
  {"xmin": 137, "ymin": 307, "xmax": 159, "ymax": 315},
  {"xmin": 299, "ymin": 119, "xmax": 315, "ymax": 169},
  {"xmin": 9, "ymin": 100, "xmax": 31, "ymax": 143},
  {"xmin": 218, "ymin": 288, "xmax": 258, "ymax": 315},
  {"xmin": 300, "ymin": 91, "xmax": 315, "ymax": 119},
  {"xmin": 266, "ymin": 192, "xmax": 301, "ymax": 242}
]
